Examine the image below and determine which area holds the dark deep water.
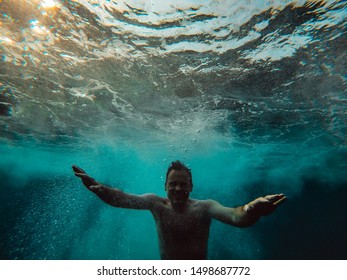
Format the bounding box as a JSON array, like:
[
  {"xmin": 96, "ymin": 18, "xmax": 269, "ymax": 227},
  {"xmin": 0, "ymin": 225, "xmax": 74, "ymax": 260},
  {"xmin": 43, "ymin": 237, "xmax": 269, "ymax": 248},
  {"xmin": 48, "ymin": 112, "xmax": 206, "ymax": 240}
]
[{"xmin": 0, "ymin": 0, "xmax": 346, "ymax": 259}]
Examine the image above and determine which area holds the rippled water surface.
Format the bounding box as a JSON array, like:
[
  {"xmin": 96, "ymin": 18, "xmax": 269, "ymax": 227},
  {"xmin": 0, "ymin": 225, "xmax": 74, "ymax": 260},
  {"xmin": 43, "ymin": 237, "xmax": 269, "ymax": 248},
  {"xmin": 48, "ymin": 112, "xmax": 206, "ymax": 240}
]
[{"xmin": 0, "ymin": 0, "xmax": 346, "ymax": 259}]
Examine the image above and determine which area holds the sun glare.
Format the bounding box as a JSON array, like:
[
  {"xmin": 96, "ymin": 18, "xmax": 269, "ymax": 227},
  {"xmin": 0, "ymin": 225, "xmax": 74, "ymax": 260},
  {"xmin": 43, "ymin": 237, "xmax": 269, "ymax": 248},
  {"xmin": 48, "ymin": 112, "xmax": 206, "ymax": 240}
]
[
  {"xmin": 0, "ymin": 36, "xmax": 14, "ymax": 44},
  {"xmin": 41, "ymin": 0, "xmax": 59, "ymax": 9},
  {"xmin": 29, "ymin": 19, "xmax": 49, "ymax": 34}
]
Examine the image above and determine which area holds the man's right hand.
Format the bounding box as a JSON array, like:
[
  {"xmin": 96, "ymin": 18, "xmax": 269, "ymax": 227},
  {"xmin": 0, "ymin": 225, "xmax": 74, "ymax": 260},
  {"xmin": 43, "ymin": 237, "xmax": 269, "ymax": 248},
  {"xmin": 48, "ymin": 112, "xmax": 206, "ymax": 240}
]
[{"xmin": 72, "ymin": 165, "xmax": 99, "ymax": 190}]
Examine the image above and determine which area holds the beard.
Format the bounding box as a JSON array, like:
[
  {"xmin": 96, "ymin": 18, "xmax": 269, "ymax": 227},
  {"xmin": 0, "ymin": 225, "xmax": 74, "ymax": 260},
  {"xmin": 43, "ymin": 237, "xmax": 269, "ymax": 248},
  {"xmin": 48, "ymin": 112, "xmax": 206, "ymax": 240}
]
[{"xmin": 168, "ymin": 190, "xmax": 189, "ymax": 205}]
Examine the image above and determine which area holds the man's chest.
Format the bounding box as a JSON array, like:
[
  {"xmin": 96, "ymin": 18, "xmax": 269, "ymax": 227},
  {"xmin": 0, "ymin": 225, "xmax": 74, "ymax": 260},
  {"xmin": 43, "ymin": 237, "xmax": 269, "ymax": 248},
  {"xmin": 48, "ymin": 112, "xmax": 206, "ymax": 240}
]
[{"xmin": 153, "ymin": 205, "xmax": 211, "ymax": 235}]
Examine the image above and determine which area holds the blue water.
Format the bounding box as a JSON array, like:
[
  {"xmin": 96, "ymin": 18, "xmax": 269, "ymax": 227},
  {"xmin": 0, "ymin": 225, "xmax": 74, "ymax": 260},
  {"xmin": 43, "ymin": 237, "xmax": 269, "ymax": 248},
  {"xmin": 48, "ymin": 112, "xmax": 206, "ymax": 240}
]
[{"xmin": 0, "ymin": 0, "xmax": 346, "ymax": 259}]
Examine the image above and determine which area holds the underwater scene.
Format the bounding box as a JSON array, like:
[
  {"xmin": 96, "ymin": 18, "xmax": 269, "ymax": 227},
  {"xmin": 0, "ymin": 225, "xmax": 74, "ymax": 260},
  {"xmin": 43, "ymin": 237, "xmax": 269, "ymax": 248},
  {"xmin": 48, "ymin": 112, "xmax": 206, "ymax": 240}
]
[{"xmin": 0, "ymin": 0, "xmax": 346, "ymax": 260}]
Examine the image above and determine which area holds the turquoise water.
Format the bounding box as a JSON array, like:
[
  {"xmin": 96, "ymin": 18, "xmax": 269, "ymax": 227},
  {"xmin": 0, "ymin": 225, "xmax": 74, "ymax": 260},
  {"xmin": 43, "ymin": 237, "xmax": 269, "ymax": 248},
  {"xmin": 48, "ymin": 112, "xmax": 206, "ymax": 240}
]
[{"xmin": 0, "ymin": 0, "xmax": 346, "ymax": 259}]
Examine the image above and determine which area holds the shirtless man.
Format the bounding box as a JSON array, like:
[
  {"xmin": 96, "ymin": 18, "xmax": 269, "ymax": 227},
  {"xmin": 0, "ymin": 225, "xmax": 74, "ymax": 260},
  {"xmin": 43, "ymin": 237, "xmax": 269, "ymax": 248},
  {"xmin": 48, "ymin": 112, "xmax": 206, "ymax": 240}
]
[{"xmin": 72, "ymin": 161, "xmax": 286, "ymax": 260}]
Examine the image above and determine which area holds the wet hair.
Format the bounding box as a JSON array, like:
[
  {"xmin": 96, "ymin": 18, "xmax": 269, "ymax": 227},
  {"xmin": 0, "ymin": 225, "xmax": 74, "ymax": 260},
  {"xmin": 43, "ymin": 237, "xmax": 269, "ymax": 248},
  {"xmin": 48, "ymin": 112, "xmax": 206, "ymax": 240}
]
[{"xmin": 165, "ymin": 160, "xmax": 193, "ymax": 188}]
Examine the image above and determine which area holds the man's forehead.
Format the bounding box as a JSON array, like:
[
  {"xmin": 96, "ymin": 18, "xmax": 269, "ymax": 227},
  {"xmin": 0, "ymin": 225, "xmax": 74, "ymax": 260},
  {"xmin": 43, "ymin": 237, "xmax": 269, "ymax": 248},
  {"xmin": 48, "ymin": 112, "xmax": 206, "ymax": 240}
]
[{"xmin": 167, "ymin": 169, "xmax": 190, "ymax": 180}]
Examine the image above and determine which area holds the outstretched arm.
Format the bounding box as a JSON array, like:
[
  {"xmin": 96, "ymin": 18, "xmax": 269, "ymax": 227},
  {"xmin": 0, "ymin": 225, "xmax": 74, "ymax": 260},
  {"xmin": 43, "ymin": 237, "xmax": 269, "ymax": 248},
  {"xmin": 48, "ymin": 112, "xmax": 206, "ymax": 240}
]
[
  {"xmin": 72, "ymin": 165, "xmax": 158, "ymax": 210},
  {"xmin": 207, "ymin": 194, "xmax": 286, "ymax": 227}
]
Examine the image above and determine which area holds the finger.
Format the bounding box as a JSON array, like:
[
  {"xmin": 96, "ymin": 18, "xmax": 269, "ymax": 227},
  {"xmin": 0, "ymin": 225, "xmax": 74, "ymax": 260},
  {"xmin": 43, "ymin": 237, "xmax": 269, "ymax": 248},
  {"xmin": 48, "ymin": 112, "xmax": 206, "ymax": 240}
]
[
  {"xmin": 264, "ymin": 194, "xmax": 284, "ymax": 203},
  {"xmin": 72, "ymin": 165, "xmax": 86, "ymax": 174},
  {"xmin": 89, "ymin": 185, "xmax": 101, "ymax": 191},
  {"xmin": 74, "ymin": 173, "xmax": 93, "ymax": 180},
  {"xmin": 76, "ymin": 175, "xmax": 97, "ymax": 186},
  {"xmin": 72, "ymin": 168, "xmax": 97, "ymax": 183},
  {"xmin": 273, "ymin": 196, "xmax": 287, "ymax": 206}
]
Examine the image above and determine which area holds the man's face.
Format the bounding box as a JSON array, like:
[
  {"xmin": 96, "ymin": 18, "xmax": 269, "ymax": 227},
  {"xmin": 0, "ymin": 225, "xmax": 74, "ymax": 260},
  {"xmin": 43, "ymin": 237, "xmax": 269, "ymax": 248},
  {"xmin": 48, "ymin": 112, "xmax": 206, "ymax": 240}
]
[{"xmin": 165, "ymin": 169, "xmax": 192, "ymax": 206}]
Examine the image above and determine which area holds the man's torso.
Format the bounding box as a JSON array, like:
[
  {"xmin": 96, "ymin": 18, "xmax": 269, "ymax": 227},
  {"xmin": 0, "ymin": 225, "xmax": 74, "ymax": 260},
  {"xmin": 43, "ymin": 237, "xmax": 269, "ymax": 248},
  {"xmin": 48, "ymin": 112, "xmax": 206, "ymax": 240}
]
[{"xmin": 151, "ymin": 198, "xmax": 212, "ymax": 259}]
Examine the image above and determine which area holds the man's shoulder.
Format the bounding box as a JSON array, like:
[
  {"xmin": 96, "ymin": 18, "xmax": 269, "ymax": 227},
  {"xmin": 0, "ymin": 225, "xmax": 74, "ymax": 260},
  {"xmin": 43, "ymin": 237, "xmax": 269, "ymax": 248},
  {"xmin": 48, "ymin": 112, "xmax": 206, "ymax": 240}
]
[
  {"xmin": 136, "ymin": 193, "xmax": 168, "ymax": 211},
  {"xmin": 141, "ymin": 193, "xmax": 168, "ymax": 205}
]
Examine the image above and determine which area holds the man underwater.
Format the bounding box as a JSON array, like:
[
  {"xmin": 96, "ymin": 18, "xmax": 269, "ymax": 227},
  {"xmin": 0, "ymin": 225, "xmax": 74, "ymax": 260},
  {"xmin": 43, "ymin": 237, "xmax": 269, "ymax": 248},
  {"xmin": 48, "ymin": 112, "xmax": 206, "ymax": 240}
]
[{"xmin": 73, "ymin": 160, "xmax": 286, "ymax": 260}]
